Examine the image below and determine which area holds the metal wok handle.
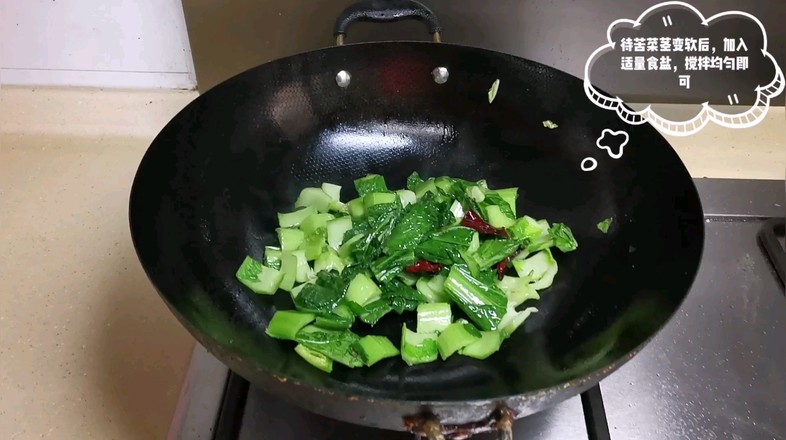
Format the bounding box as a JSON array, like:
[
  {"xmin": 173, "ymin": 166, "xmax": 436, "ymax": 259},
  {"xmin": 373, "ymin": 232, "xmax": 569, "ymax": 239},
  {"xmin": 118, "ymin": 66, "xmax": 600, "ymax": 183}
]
[{"xmin": 333, "ymin": 0, "xmax": 443, "ymax": 46}]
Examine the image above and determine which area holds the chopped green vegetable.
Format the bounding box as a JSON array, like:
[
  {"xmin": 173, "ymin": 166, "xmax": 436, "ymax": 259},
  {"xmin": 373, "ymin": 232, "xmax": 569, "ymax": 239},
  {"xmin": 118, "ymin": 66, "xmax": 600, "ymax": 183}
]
[
  {"xmin": 292, "ymin": 270, "xmax": 344, "ymax": 313},
  {"xmin": 290, "ymin": 282, "xmax": 307, "ymax": 298},
  {"xmin": 549, "ymin": 223, "xmax": 578, "ymax": 253},
  {"xmin": 437, "ymin": 321, "xmax": 482, "ymax": 359},
  {"xmin": 277, "ymin": 228, "xmax": 305, "ymax": 252},
  {"xmin": 512, "ymin": 249, "xmax": 558, "ymax": 290},
  {"xmin": 356, "ymin": 299, "xmax": 393, "ymax": 325},
  {"xmin": 300, "ymin": 213, "xmax": 335, "ymax": 234},
  {"xmin": 397, "ymin": 271, "xmax": 418, "ymax": 287},
  {"xmin": 416, "ymin": 276, "xmax": 448, "ymax": 303},
  {"xmin": 320, "ymin": 303, "xmax": 355, "ymax": 328},
  {"xmin": 415, "ymin": 226, "xmax": 475, "ymax": 265},
  {"xmin": 469, "ymin": 239, "xmax": 520, "ymax": 268},
  {"xmin": 459, "ymin": 248, "xmax": 482, "ymax": 278},
  {"xmin": 291, "ymin": 250, "xmax": 312, "ymax": 283},
  {"xmin": 321, "ymin": 182, "xmax": 342, "ymax": 201},
  {"xmin": 326, "ymin": 216, "xmax": 353, "ymax": 251},
  {"xmin": 295, "ymin": 187, "xmax": 333, "ymax": 213},
  {"xmin": 263, "ymin": 246, "xmax": 282, "ymax": 270},
  {"xmin": 266, "ymin": 310, "xmax": 315, "ymax": 340},
  {"xmin": 295, "ymin": 325, "xmax": 363, "ymax": 367},
  {"xmin": 235, "ymin": 256, "xmax": 284, "ymax": 294},
  {"xmin": 444, "ymin": 264, "xmax": 508, "ymax": 331},
  {"xmin": 353, "ymin": 335, "xmax": 399, "ymax": 366},
  {"xmin": 254, "ymin": 266, "xmax": 283, "ymax": 294},
  {"xmin": 488, "ymin": 79, "xmax": 500, "ymax": 103},
  {"xmin": 236, "ymin": 172, "xmax": 578, "ymax": 373},
  {"xmin": 354, "ymin": 174, "xmax": 388, "ymax": 196},
  {"xmin": 294, "ymin": 344, "xmax": 333, "ymax": 373},
  {"xmin": 468, "ymin": 185, "xmax": 485, "ymax": 203},
  {"xmin": 383, "ymin": 279, "xmax": 427, "ymax": 313},
  {"xmin": 508, "ymin": 215, "xmax": 542, "ymax": 242},
  {"xmin": 416, "ymin": 303, "xmax": 452, "ymax": 334},
  {"xmin": 542, "ymin": 120, "xmax": 558, "ymax": 129},
  {"xmin": 406, "ymin": 171, "xmax": 424, "ymax": 191},
  {"xmin": 313, "ymin": 304, "xmax": 355, "ymax": 330},
  {"xmin": 597, "ymin": 217, "xmax": 613, "ymax": 233},
  {"xmin": 479, "ymin": 192, "xmax": 514, "ymax": 224},
  {"xmin": 459, "ymin": 330, "xmax": 504, "ymax": 359},
  {"xmin": 313, "ymin": 248, "xmax": 346, "ymax": 274},
  {"xmin": 337, "ymin": 234, "xmax": 363, "ymax": 259},
  {"xmin": 278, "ymin": 252, "xmax": 298, "ymax": 292},
  {"xmin": 278, "ymin": 207, "xmax": 317, "ymax": 228},
  {"xmin": 499, "ymin": 306, "xmax": 538, "ymax": 336},
  {"xmin": 487, "ymin": 188, "xmax": 518, "ymax": 217},
  {"xmin": 302, "ymin": 228, "xmax": 327, "ymax": 261},
  {"xmin": 526, "ymin": 223, "xmax": 554, "ymax": 252},
  {"xmin": 413, "ymin": 178, "xmax": 438, "ymax": 199},
  {"xmin": 498, "ymin": 275, "xmax": 540, "ymax": 307},
  {"xmin": 396, "ymin": 190, "xmax": 417, "ymax": 208},
  {"xmin": 347, "ymin": 197, "xmax": 366, "ymax": 218},
  {"xmin": 426, "ymin": 273, "xmax": 447, "ymax": 297},
  {"xmin": 401, "ymin": 325, "xmax": 439, "ymax": 366},
  {"xmin": 371, "ymin": 250, "xmax": 416, "ymax": 283},
  {"xmin": 339, "ymin": 264, "xmax": 367, "ymax": 287},
  {"xmin": 346, "ymin": 273, "xmax": 382, "ymax": 306},
  {"xmin": 434, "ymin": 176, "xmax": 454, "ymax": 193},
  {"xmin": 385, "ymin": 196, "xmax": 453, "ymax": 253},
  {"xmin": 364, "ymin": 192, "xmax": 397, "ymax": 208},
  {"xmin": 315, "ymin": 314, "xmax": 352, "ymax": 330},
  {"xmin": 485, "ymin": 205, "xmax": 515, "ymax": 228},
  {"xmin": 450, "ymin": 200, "xmax": 465, "ymax": 220},
  {"xmin": 346, "ymin": 202, "xmax": 401, "ymax": 261}
]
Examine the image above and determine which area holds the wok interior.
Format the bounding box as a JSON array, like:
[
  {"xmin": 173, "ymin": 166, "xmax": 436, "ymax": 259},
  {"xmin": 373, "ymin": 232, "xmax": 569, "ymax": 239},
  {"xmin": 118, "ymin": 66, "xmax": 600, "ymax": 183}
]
[{"xmin": 130, "ymin": 42, "xmax": 703, "ymax": 402}]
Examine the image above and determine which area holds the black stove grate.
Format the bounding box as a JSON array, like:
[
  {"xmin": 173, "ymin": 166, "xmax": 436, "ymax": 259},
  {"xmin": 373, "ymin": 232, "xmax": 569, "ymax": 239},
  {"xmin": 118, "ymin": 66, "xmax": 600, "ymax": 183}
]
[
  {"xmin": 213, "ymin": 371, "xmax": 250, "ymax": 440},
  {"xmin": 580, "ymin": 384, "xmax": 611, "ymax": 440},
  {"xmin": 757, "ymin": 217, "xmax": 785, "ymax": 287},
  {"xmin": 211, "ymin": 372, "xmax": 612, "ymax": 440}
]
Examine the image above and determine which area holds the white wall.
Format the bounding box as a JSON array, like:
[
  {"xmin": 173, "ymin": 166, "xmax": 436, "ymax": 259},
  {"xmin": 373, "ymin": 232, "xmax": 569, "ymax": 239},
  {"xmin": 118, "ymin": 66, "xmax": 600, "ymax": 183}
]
[{"xmin": 0, "ymin": 0, "xmax": 196, "ymax": 89}]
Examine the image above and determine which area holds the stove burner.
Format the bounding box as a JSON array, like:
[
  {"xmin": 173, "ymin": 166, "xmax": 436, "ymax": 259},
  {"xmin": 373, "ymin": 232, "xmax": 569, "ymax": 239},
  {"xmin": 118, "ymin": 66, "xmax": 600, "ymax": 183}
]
[
  {"xmin": 758, "ymin": 218, "xmax": 785, "ymax": 287},
  {"xmin": 211, "ymin": 373, "xmax": 611, "ymax": 440}
]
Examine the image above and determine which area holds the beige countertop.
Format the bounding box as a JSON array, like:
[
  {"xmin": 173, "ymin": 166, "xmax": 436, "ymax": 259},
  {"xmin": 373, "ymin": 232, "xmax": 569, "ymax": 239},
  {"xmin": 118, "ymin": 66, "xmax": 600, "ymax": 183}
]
[{"xmin": 0, "ymin": 86, "xmax": 784, "ymax": 440}]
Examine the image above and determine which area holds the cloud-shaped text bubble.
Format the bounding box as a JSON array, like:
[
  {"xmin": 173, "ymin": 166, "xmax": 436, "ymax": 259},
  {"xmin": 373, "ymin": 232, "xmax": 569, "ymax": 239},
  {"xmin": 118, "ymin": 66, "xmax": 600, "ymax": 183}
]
[{"xmin": 584, "ymin": 1, "xmax": 784, "ymax": 136}]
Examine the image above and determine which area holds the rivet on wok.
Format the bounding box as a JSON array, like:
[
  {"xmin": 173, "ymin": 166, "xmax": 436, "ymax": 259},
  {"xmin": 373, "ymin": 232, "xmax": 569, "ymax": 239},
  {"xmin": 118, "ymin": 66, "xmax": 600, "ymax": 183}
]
[
  {"xmin": 432, "ymin": 67, "xmax": 449, "ymax": 84},
  {"xmin": 336, "ymin": 70, "xmax": 351, "ymax": 88}
]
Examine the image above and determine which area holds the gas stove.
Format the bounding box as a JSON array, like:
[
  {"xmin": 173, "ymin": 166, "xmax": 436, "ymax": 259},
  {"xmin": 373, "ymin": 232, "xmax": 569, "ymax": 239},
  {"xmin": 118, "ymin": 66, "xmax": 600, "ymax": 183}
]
[{"xmin": 168, "ymin": 178, "xmax": 785, "ymax": 440}]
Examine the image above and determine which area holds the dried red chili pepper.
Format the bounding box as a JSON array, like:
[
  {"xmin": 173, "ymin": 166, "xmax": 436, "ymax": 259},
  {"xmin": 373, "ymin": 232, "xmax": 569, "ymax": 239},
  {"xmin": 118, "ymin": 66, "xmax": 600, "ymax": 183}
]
[
  {"xmin": 460, "ymin": 209, "xmax": 510, "ymax": 238},
  {"xmin": 496, "ymin": 256, "xmax": 512, "ymax": 280},
  {"xmin": 405, "ymin": 260, "xmax": 444, "ymax": 274}
]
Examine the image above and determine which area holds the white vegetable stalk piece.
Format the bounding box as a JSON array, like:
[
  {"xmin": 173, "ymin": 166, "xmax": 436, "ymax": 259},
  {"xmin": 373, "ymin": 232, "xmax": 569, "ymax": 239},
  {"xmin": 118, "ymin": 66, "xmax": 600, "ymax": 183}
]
[
  {"xmin": 450, "ymin": 199, "xmax": 465, "ymax": 220},
  {"xmin": 488, "ymin": 79, "xmax": 500, "ymax": 103}
]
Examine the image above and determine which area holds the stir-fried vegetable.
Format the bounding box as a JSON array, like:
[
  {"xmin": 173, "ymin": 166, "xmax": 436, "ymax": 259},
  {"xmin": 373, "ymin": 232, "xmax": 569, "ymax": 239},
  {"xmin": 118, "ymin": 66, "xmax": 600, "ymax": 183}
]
[
  {"xmin": 234, "ymin": 173, "xmax": 578, "ymax": 372},
  {"xmin": 488, "ymin": 79, "xmax": 500, "ymax": 103},
  {"xmin": 597, "ymin": 217, "xmax": 613, "ymax": 233}
]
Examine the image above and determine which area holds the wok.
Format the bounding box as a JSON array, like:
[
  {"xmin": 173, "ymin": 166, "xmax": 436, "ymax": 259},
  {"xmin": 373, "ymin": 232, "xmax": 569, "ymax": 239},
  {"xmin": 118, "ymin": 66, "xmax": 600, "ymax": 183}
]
[{"xmin": 129, "ymin": 1, "xmax": 704, "ymax": 438}]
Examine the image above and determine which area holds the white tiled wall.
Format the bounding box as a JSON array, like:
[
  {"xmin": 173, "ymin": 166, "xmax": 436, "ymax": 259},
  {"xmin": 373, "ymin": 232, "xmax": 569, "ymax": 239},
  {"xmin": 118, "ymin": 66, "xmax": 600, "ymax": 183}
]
[{"xmin": 0, "ymin": 0, "xmax": 196, "ymax": 89}]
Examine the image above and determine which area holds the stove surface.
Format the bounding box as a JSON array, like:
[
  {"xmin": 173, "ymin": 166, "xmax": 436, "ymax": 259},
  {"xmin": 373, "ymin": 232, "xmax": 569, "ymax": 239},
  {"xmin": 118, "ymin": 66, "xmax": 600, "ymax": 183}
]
[{"xmin": 170, "ymin": 179, "xmax": 785, "ymax": 440}]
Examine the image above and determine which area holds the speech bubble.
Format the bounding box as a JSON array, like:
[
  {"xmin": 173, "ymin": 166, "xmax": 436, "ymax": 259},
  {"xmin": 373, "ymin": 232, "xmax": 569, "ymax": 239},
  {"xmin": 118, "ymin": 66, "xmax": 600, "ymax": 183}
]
[
  {"xmin": 584, "ymin": 1, "xmax": 784, "ymax": 136},
  {"xmin": 580, "ymin": 129, "xmax": 630, "ymax": 172},
  {"xmin": 596, "ymin": 129, "xmax": 630, "ymax": 160}
]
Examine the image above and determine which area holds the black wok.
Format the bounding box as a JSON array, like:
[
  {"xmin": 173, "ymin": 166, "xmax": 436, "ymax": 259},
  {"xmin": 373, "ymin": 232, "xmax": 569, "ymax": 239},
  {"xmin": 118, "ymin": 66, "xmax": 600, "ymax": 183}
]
[{"xmin": 129, "ymin": 1, "xmax": 704, "ymax": 437}]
